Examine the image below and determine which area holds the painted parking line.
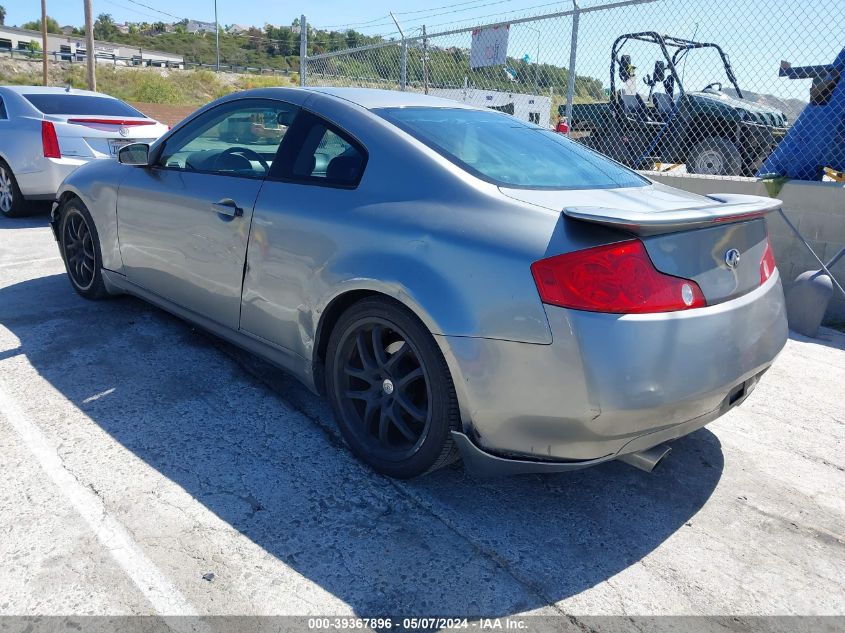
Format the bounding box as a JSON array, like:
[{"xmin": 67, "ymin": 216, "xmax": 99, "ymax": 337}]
[{"xmin": 0, "ymin": 377, "xmax": 206, "ymax": 628}]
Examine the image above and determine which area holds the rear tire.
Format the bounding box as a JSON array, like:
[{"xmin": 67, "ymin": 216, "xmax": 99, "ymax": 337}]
[
  {"xmin": 326, "ymin": 297, "xmax": 461, "ymax": 478},
  {"xmin": 58, "ymin": 198, "xmax": 110, "ymax": 300},
  {"xmin": 0, "ymin": 160, "xmax": 29, "ymax": 218},
  {"xmin": 687, "ymin": 137, "xmax": 742, "ymax": 176}
]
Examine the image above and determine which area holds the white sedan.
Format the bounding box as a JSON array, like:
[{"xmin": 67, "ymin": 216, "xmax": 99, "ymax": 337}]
[{"xmin": 0, "ymin": 86, "xmax": 169, "ymax": 218}]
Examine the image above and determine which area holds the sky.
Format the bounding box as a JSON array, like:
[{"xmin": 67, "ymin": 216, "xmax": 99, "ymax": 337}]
[
  {"xmin": 1, "ymin": 0, "xmax": 838, "ymax": 103},
  {"xmin": 2, "ymin": 0, "xmax": 567, "ymax": 34}
]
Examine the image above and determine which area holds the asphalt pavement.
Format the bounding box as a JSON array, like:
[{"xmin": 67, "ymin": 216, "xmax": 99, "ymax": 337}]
[{"xmin": 0, "ymin": 213, "xmax": 843, "ymax": 626}]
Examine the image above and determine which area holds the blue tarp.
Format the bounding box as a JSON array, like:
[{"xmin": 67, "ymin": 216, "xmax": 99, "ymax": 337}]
[{"xmin": 757, "ymin": 48, "xmax": 845, "ymax": 180}]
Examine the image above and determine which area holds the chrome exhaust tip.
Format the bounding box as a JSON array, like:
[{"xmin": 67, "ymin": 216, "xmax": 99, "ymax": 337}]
[{"xmin": 618, "ymin": 444, "xmax": 672, "ymax": 473}]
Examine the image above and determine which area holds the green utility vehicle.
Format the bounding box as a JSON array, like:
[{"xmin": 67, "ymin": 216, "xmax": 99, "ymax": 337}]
[{"xmin": 564, "ymin": 33, "xmax": 788, "ymax": 176}]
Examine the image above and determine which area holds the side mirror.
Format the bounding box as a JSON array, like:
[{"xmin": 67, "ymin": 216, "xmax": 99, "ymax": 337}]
[{"xmin": 118, "ymin": 143, "xmax": 150, "ymax": 166}]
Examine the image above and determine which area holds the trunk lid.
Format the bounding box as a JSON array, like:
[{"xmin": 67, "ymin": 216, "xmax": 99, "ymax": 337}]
[
  {"xmin": 641, "ymin": 218, "xmax": 769, "ymax": 304},
  {"xmin": 49, "ymin": 115, "xmax": 163, "ymax": 159},
  {"xmin": 501, "ymin": 183, "xmax": 779, "ymax": 305}
]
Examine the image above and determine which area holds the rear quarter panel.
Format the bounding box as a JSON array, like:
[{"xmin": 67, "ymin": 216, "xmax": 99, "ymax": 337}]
[{"xmin": 240, "ymin": 93, "xmax": 630, "ymax": 359}]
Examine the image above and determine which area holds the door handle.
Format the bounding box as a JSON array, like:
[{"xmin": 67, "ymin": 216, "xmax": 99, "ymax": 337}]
[{"xmin": 211, "ymin": 200, "xmax": 243, "ymax": 218}]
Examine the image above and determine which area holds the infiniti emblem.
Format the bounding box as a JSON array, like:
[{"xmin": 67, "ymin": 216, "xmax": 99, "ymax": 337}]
[
  {"xmin": 725, "ymin": 248, "xmax": 741, "ymax": 269},
  {"xmin": 118, "ymin": 127, "xmax": 129, "ymax": 137}
]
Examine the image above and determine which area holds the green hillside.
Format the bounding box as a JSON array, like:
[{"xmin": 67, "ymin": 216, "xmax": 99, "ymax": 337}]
[{"xmin": 27, "ymin": 13, "xmax": 604, "ymax": 103}]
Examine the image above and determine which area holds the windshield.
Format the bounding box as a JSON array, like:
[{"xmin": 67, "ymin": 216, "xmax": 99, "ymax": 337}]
[
  {"xmin": 376, "ymin": 107, "xmax": 647, "ymax": 189},
  {"xmin": 23, "ymin": 94, "xmax": 146, "ymax": 117}
]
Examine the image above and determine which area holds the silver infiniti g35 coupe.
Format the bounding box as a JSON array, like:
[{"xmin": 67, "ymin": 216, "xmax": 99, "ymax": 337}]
[{"xmin": 51, "ymin": 87, "xmax": 788, "ymax": 479}]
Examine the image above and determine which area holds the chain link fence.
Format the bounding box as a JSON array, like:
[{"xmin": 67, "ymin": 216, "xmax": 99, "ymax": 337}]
[{"xmin": 303, "ymin": 0, "xmax": 844, "ymax": 181}]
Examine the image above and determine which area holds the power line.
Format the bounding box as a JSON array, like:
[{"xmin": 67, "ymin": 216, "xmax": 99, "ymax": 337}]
[
  {"xmin": 102, "ymin": 0, "xmax": 167, "ymax": 22},
  {"xmin": 122, "ymin": 0, "xmax": 186, "ymax": 22},
  {"xmin": 313, "ymin": 14, "xmax": 394, "ymax": 31},
  {"xmin": 395, "ymin": 0, "xmax": 514, "ymax": 16},
  {"xmin": 321, "ymin": 0, "xmax": 523, "ymax": 35},
  {"xmin": 391, "ymin": 0, "xmax": 517, "ymax": 26},
  {"xmin": 423, "ymin": 0, "xmax": 568, "ymax": 31}
]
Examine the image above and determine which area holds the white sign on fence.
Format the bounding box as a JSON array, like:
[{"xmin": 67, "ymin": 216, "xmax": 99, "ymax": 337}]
[{"xmin": 469, "ymin": 24, "xmax": 510, "ymax": 69}]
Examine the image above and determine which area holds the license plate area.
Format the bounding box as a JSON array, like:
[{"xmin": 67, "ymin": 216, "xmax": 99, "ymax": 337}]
[{"xmin": 108, "ymin": 138, "xmax": 152, "ymax": 155}]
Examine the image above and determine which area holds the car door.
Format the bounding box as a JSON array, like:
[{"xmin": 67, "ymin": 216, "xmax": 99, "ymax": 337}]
[
  {"xmin": 239, "ymin": 111, "xmax": 368, "ymax": 356},
  {"xmin": 116, "ymin": 98, "xmax": 299, "ymax": 330}
]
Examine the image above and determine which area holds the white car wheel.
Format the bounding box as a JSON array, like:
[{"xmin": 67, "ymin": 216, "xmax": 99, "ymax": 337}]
[{"xmin": 0, "ymin": 162, "xmax": 26, "ymax": 218}]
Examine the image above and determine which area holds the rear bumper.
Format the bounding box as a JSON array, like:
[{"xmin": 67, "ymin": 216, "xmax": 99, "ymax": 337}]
[
  {"xmin": 439, "ymin": 273, "xmax": 787, "ymax": 474},
  {"xmin": 15, "ymin": 157, "xmax": 97, "ymax": 198}
]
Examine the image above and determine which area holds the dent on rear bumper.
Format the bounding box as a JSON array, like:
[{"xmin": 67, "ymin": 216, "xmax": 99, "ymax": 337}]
[{"xmin": 438, "ymin": 273, "xmax": 787, "ymax": 470}]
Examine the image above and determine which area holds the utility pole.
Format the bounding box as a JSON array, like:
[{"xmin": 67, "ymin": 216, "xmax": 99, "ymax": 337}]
[
  {"xmin": 83, "ymin": 0, "xmax": 96, "ymax": 90},
  {"xmin": 564, "ymin": 0, "xmax": 579, "ymax": 137},
  {"xmin": 422, "ymin": 24, "xmax": 428, "ymax": 94},
  {"xmin": 40, "ymin": 0, "xmax": 48, "ymax": 85},
  {"xmin": 389, "ymin": 12, "xmax": 407, "ymax": 91},
  {"xmin": 214, "ymin": 0, "xmax": 220, "ymax": 72},
  {"xmin": 525, "ymin": 25, "xmax": 540, "ymax": 94},
  {"xmin": 299, "ymin": 14, "xmax": 307, "ymax": 87}
]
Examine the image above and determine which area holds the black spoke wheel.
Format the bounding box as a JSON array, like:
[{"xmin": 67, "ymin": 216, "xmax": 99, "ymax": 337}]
[
  {"xmin": 327, "ymin": 298, "xmax": 460, "ymax": 478},
  {"xmin": 59, "ymin": 199, "xmax": 109, "ymax": 300},
  {"xmin": 63, "ymin": 211, "xmax": 96, "ymax": 290}
]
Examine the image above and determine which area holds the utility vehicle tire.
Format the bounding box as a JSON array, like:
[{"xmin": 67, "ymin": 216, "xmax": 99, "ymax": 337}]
[{"xmin": 687, "ymin": 136, "xmax": 742, "ymax": 176}]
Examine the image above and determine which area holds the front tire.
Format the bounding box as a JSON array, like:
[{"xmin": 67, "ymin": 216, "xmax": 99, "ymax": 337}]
[
  {"xmin": 687, "ymin": 136, "xmax": 742, "ymax": 176},
  {"xmin": 0, "ymin": 160, "xmax": 28, "ymax": 218},
  {"xmin": 326, "ymin": 297, "xmax": 460, "ymax": 478},
  {"xmin": 58, "ymin": 199, "xmax": 110, "ymax": 300}
]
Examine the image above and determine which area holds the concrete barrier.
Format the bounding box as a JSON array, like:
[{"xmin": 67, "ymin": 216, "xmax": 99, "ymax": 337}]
[{"xmin": 647, "ymin": 173, "xmax": 845, "ymax": 325}]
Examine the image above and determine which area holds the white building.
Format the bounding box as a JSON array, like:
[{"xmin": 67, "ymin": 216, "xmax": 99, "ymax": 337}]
[
  {"xmin": 429, "ymin": 87, "xmax": 553, "ymax": 126},
  {"xmin": 0, "ymin": 26, "xmax": 184, "ymax": 68},
  {"xmin": 185, "ymin": 20, "xmax": 217, "ymax": 34}
]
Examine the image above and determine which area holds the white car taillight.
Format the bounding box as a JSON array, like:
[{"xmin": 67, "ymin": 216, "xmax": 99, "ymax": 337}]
[{"xmin": 41, "ymin": 121, "xmax": 61, "ymax": 159}]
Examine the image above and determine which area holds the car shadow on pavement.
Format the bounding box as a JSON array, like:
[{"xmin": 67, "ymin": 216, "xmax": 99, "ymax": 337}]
[
  {"xmin": 0, "ymin": 273, "xmax": 725, "ymax": 616},
  {"xmin": 0, "ymin": 205, "xmax": 52, "ymax": 228},
  {"xmin": 0, "ymin": 214, "xmax": 51, "ymax": 230}
]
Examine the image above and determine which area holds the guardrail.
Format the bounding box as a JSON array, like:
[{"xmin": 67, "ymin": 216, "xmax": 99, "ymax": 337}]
[{"xmin": 0, "ymin": 47, "xmax": 297, "ymax": 76}]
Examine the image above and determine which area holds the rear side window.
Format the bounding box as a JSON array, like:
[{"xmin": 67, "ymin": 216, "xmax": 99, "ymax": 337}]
[
  {"xmin": 273, "ymin": 112, "xmax": 367, "ymax": 187},
  {"xmin": 23, "ymin": 94, "xmax": 145, "ymax": 117},
  {"xmin": 0, "ymin": 97, "xmax": 6, "ymax": 119},
  {"xmin": 376, "ymin": 106, "xmax": 647, "ymax": 190}
]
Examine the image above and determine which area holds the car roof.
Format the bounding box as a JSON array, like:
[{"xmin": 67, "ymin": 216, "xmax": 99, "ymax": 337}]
[
  {"xmin": 0, "ymin": 85, "xmax": 116, "ymax": 99},
  {"xmin": 305, "ymin": 87, "xmax": 477, "ymax": 110}
]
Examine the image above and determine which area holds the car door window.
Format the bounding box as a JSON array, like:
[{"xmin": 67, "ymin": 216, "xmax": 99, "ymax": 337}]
[
  {"xmin": 158, "ymin": 99, "xmax": 299, "ymax": 179},
  {"xmin": 0, "ymin": 97, "xmax": 6, "ymax": 120},
  {"xmin": 286, "ymin": 115, "xmax": 367, "ymax": 187}
]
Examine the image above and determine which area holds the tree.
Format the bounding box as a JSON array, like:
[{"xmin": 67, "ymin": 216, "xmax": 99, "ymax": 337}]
[
  {"xmin": 22, "ymin": 15, "xmax": 61, "ymax": 33},
  {"xmin": 93, "ymin": 13, "xmax": 117, "ymax": 40},
  {"xmin": 0, "ymin": 5, "xmax": 6, "ymax": 26}
]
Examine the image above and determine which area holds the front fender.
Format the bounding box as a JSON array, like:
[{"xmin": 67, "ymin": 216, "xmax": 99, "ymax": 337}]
[{"xmin": 55, "ymin": 160, "xmax": 127, "ymax": 273}]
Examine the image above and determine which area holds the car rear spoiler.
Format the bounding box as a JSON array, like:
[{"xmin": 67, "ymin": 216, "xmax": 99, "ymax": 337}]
[{"xmin": 563, "ymin": 193, "xmax": 782, "ymax": 236}]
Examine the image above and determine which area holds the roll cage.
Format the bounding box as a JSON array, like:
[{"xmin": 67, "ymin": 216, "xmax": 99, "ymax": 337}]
[{"xmin": 609, "ymin": 32, "xmax": 744, "ymax": 101}]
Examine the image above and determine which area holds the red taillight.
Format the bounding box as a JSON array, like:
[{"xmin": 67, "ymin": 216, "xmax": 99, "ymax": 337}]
[
  {"xmin": 760, "ymin": 238, "xmax": 776, "ymax": 284},
  {"xmin": 531, "ymin": 239, "xmax": 706, "ymax": 314},
  {"xmin": 41, "ymin": 121, "xmax": 61, "ymax": 158}
]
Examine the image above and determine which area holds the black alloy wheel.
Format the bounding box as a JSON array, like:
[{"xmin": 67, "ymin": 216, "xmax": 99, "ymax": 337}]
[{"xmin": 326, "ymin": 298, "xmax": 460, "ymax": 478}]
